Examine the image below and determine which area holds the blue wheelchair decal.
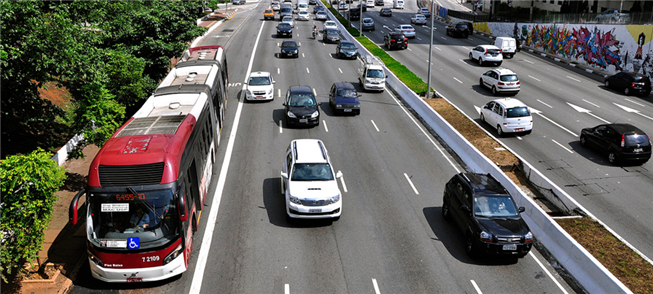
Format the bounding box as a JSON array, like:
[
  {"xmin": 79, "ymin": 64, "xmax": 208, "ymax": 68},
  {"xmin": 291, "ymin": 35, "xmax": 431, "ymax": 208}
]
[{"xmin": 128, "ymin": 237, "xmax": 140, "ymax": 249}]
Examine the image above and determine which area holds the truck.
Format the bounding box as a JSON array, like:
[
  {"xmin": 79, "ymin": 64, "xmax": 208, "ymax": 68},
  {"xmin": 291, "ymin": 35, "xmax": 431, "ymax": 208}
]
[{"xmin": 358, "ymin": 55, "xmax": 386, "ymax": 92}]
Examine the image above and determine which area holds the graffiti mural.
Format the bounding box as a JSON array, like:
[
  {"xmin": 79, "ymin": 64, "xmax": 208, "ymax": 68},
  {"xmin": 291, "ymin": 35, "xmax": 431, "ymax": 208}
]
[{"xmin": 479, "ymin": 22, "xmax": 653, "ymax": 79}]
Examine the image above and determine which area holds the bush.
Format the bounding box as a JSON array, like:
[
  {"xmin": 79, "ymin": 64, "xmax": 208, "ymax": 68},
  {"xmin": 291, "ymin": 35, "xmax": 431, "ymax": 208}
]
[
  {"xmin": 1, "ymin": 149, "xmax": 67, "ymax": 282},
  {"xmin": 346, "ymin": 27, "xmax": 360, "ymax": 37}
]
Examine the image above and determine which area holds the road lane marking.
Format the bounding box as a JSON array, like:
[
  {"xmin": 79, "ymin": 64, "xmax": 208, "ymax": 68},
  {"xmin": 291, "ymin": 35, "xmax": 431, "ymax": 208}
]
[
  {"xmin": 528, "ymin": 75, "xmax": 541, "ymax": 81},
  {"xmin": 567, "ymin": 102, "xmax": 610, "ymax": 123},
  {"xmin": 530, "ymin": 108, "xmax": 578, "ymax": 137},
  {"xmin": 279, "ymin": 120, "xmax": 283, "ymax": 133},
  {"xmin": 470, "ymin": 280, "xmax": 482, "ymax": 294},
  {"xmin": 434, "ymin": 46, "xmax": 441, "ymax": 50},
  {"xmin": 339, "ymin": 171, "xmax": 348, "ymax": 192},
  {"xmin": 313, "ymin": 88, "xmax": 317, "ymax": 96},
  {"xmin": 323, "ymin": 120, "xmax": 329, "ymax": 132},
  {"xmin": 371, "ymin": 120, "xmax": 380, "ymax": 132},
  {"xmin": 407, "ymin": 48, "xmax": 412, "ymax": 51},
  {"xmin": 566, "ymin": 76, "xmax": 581, "ymax": 82},
  {"xmin": 625, "ymin": 97, "xmax": 646, "ymax": 107},
  {"xmin": 285, "ymin": 284, "xmax": 290, "ymax": 294},
  {"xmin": 278, "ymin": 89, "xmax": 281, "ymax": 98},
  {"xmin": 536, "ymin": 99, "xmax": 552, "ymax": 108},
  {"xmin": 459, "ymin": 59, "xmax": 465, "ymax": 63},
  {"xmin": 278, "ymin": 67, "xmax": 280, "ymax": 74},
  {"xmin": 372, "ymin": 278, "xmax": 381, "ymax": 294},
  {"xmin": 453, "ymin": 77, "xmax": 462, "ymax": 84},
  {"xmin": 529, "ymin": 251, "xmax": 569, "ymax": 294},
  {"xmin": 582, "ymin": 99, "xmax": 600, "ymax": 108},
  {"xmin": 339, "ymin": 68, "xmax": 343, "ymax": 73},
  {"xmin": 404, "ymin": 173, "xmax": 419, "ymax": 195},
  {"xmin": 614, "ymin": 102, "xmax": 653, "ymax": 121},
  {"xmin": 552, "ymin": 139, "xmax": 573, "ymax": 153},
  {"xmin": 302, "ymin": 53, "xmax": 305, "ymax": 58},
  {"xmin": 523, "ymin": 59, "xmax": 534, "ymax": 64}
]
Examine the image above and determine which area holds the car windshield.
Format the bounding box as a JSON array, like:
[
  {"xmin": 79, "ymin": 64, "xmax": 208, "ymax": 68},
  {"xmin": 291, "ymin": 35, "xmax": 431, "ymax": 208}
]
[
  {"xmin": 473, "ymin": 195, "xmax": 519, "ymax": 218},
  {"xmin": 367, "ymin": 69, "xmax": 384, "ymax": 78},
  {"xmin": 326, "ymin": 30, "xmax": 339, "ymax": 37},
  {"xmin": 340, "ymin": 43, "xmax": 356, "ymax": 49},
  {"xmin": 280, "ymin": 7, "xmax": 292, "ymax": 13},
  {"xmin": 291, "ymin": 163, "xmax": 334, "ymax": 181},
  {"xmin": 625, "ymin": 134, "xmax": 651, "ymax": 146},
  {"xmin": 336, "ymin": 88, "xmax": 357, "ymax": 97},
  {"xmin": 88, "ymin": 188, "xmax": 179, "ymax": 250},
  {"xmin": 249, "ymin": 76, "xmax": 271, "ymax": 85},
  {"xmin": 278, "ymin": 23, "xmax": 290, "ymax": 29},
  {"xmin": 500, "ymin": 75, "xmax": 518, "ymax": 82},
  {"xmin": 282, "ymin": 41, "xmax": 297, "ymax": 48},
  {"xmin": 289, "ymin": 93, "xmax": 316, "ymax": 106},
  {"xmin": 283, "ymin": 16, "xmax": 292, "ymax": 21},
  {"xmin": 506, "ymin": 106, "xmax": 530, "ymax": 118}
]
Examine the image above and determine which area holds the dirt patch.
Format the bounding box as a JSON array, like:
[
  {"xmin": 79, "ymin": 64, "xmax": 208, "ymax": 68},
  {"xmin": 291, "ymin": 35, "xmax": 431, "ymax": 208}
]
[{"xmin": 37, "ymin": 81, "xmax": 71, "ymax": 108}]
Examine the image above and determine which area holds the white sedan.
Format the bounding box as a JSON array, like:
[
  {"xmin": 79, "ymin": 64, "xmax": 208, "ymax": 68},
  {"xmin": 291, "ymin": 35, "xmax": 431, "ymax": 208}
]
[
  {"xmin": 297, "ymin": 11, "xmax": 310, "ymax": 21},
  {"xmin": 324, "ymin": 20, "xmax": 338, "ymax": 32},
  {"xmin": 394, "ymin": 24, "xmax": 415, "ymax": 38},
  {"xmin": 315, "ymin": 11, "xmax": 327, "ymax": 20},
  {"xmin": 281, "ymin": 15, "xmax": 294, "ymax": 28},
  {"xmin": 410, "ymin": 14, "xmax": 427, "ymax": 25}
]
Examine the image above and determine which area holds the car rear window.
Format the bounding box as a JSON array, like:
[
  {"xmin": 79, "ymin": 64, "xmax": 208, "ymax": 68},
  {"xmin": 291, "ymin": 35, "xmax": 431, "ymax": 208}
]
[
  {"xmin": 506, "ymin": 107, "xmax": 530, "ymax": 118},
  {"xmin": 336, "ymin": 89, "xmax": 357, "ymax": 97},
  {"xmin": 487, "ymin": 49, "xmax": 501, "ymax": 55},
  {"xmin": 625, "ymin": 134, "xmax": 651, "ymax": 146},
  {"xmin": 456, "ymin": 24, "xmax": 468, "ymax": 29},
  {"xmin": 500, "ymin": 75, "xmax": 518, "ymax": 82}
]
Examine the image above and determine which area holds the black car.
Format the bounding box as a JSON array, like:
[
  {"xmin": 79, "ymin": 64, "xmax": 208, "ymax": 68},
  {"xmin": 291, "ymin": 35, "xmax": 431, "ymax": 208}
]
[
  {"xmin": 580, "ymin": 123, "xmax": 651, "ymax": 164},
  {"xmin": 349, "ymin": 7, "xmax": 360, "ymax": 20},
  {"xmin": 446, "ymin": 23, "xmax": 470, "ymax": 38},
  {"xmin": 384, "ymin": 32, "xmax": 407, "ymax": 50},
  {"xmin": 276, "ymin": 23, "xmax": 293, "ymax": 37},
  {"xmin": 460, "ymin": 21, "xmax": 474, "ymax": 35},
  {"xmin": 380, "ymin": 7, "xmax": 392, "ymax": 16},
  {"xmin": 356, "ymin": 3, "xmax": 366, "ymax": 12},
  {"xmin": 309, "ymin": 0, "xmax": 317, "ymax": 4},
  {"xmin": 361, "ymin": 17, "xmax": 375, "ymax": 31},
  {"xmin": 442, "ymin": 173, "xmax": 533, "ymax": 259},
  {"xmin": 329, "ymin": 82, "xmax": 361, "ymax": 115},
  {"xmin": 279, "ymin": 40, "xmax": 299, "ymax": 58},
  {"xmin": 283, "ymin": 85, "xmax": 320, "ymax": 126},
  {"xmin": 336, "ymin": 40, "xmax": 358, "ymax": 59},
  {"xmin": 323, "ymin": 28, "xmax": 340, "ymax": 43},
  {"xmin": 313, "ymin": 5, "xmax": 325, "ymax": 13},
  {"xmin": 375, "ymin": 0, "xmax": 384, "ymax": 5},
  {"xmin": 604, "ymin": 72, "xmax": 652, "ymax": 97}
]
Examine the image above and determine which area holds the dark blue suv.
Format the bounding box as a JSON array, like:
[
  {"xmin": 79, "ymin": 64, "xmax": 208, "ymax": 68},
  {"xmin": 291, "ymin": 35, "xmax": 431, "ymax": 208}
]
[
  {"xmin": 283, "ymin": 86, "xmax": 320, "ymax": 126},
  {"xmin": 329, "ymin": 82, "xmax": 360, "ymax": 115}
]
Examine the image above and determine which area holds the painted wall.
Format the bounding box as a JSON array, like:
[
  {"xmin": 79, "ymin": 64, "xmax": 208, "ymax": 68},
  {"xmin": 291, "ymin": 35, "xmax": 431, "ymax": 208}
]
[{"xmin": 475, "ymin": 22, "xmax": 653, "ymax": 78}]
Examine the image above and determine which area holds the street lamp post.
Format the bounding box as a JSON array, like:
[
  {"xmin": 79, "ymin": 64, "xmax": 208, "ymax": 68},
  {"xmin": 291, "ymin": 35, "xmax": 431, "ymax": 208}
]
[{"xmin": 426, "ymin": 1, "xmax": 435, "ymax": 98}]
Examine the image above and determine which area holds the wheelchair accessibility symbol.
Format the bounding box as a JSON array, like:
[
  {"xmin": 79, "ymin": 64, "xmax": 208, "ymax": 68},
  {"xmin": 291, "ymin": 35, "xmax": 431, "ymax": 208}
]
[{"xmin": 128, "ymin": 237, "xmax": 140, "ymax": 249}]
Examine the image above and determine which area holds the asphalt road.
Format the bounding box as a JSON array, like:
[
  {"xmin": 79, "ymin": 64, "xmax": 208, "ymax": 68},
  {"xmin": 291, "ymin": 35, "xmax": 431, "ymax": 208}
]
[{"xmin": 70, "ymin": 0, "xmax": 579, "ymax": 293}]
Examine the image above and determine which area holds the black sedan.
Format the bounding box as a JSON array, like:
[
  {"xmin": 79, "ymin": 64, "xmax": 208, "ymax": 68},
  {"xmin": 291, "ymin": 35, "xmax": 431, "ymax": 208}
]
[
  {"xmin": 580, "ymin": 123, "xmax": 651, "ymax": 164},
  {"xmin": 604, "ymin": 72, "xmax": 651, "ymax": 96},
  {"xmin": 276, "ymin": 23, "xmax": 292, "ymax": 38},
  {"xmin": 283, "ymin": 85, "xmax": 320, "ymax": 127},
  {"xmin": 323, "ymin": 28, "xmax": 340, "ymax": 43},
  {"xmin": 446, "ymin": 23, "xmax": 470, "ymax": 38},
  {"xmin": 329, "ymin": 82, "xmax": 361, "ymax": 115},
  {"xmin": 279, "ymin": 40, "xmax": 299, "ymax": 58},
  {"xmin": 442, "ymin": 173, "xmax": 533, "ymax": 259},
  {"xmin": 336, "ymin": 41, "xmax": 358, "ymax": 59}
]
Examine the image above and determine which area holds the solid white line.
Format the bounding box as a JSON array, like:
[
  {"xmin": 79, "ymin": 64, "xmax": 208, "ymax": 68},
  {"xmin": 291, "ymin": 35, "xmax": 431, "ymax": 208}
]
[
  {"xmin": 552, "ymin": 139, "xmax": 573, "ymax": 153},
  {"xmin": 372, "ymin": 278, "xmax": 381, "ymax": 294},
  {"xmin": 588, "ymin": 112, "xmax": 611, "ymax": 124},
  {"xmin": 536, "ymin": 99, "xmax": 552, "ymax": 108},
  {"xmin": 306, "ymin": 67, "xmax": 310, "ymax": 73},
  {"xmin": 312, "ymin": 88, "xmax": 317, "ymax": 96},
  {"xmin": 339, "ymin": 172, "xmax": 348, "ymax": 192},
  {"xmin": 189, "ymin": 17, "xmax": 266, "ymax": 294},
  {"xmin": 566, "ymin": 76, "xmax": 581, "ymax": 82},
  {"xmin": 459, "ymin": 59, "xmax": 465, "ymax": 63},
  {"xmin": 323, "ymin": 120, "xmax": 329, "ymax": 132},
  {"xmin": 535, "ymin": 113, "xmax": 578, "ymax": 137},
  {"xmin": 285, "ymin": 283, "xmax": 290, "ymax": 294},
  {"xmin": 453, "ymin": 77, "xmax": 463, "ymax": 84},
  {"xmin": 403, "ymin": 173, "xmax": 419, "ymax": 195},
  {"xmin": 370, "ymin": 120, "xmax": 380, "ymax": 132},
  {"xmin": 434, "ymin": 46, "xmax": 441, "ymax": 50},
  {"xmin": 470, "ymin": 280, "xmax": 482, "ymax": 294},
  {"xmin": 407, "ymin": 48, "xmax": 412, "ymax": 51},
  {"xmin": 278, "ymin": 67, "xmax": 280, "ymax": 74},
  {"xmin": 416, "ymin": 37, "xmax": 422, "ymax": 40},
  {"xmin": 523, "ymin": 59, "xmax": 534, "ymax": 64},
  {"xmin": 339, "ymin": 68, "xmax": 343, "ymax": 73},
  {"xmin": 529, "ymin": 251, "xmax": 569, "ymax": 294},
  {"xmin": 582, "ymin": 99, "xmax": 600, "ymax": 108},
  {"xmin": 386, "ymin": 91, "xmax": 460, "ymax": 173},
  {"xmin": 278, "ymin": 89, "xmax": 281, "ymax": 98},
  {"xmin": 528, "ymin": 75, "xmax": 541, "ymax": 82},
  {"xmin": 279, "ymin": 120, "xmax": 283, "ymax": 133},
  {"xmin": 625, "ymin": 97, "xmax": 646, "ymax": 107}
]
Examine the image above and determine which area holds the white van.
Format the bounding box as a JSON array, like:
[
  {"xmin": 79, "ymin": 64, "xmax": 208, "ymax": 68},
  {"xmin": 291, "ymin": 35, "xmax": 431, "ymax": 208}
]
[
  {"xmin": 494, "ymin": 37, "xmax": 517, "ymax": 58},
  {"xmin": 393, "ymin": 0, "xmax": 404, "ymax": 9}
]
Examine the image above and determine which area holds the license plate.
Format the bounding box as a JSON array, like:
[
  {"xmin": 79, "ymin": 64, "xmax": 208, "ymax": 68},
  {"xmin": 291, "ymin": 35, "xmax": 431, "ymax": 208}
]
[
  {"xmin": 344, "ymin": 109, "xmax": 352, "ymax": 112},
  {"xmin": 308, "ymin": 209, "xmax": 322, "ymax": 213},
  {"xmin": 256, "ymin": 96, "xmax": 264, "ymax": 99},
  {"xmin": 127, "ymin": 278, "xmax": 143, "ymax": 283},
  {"xmin": 299, "ymin": 119, "xmax": 308, "ymax": 123},
  {"xmin": 507, "ymin": 83, "xmax": 514, "ymax": 86},
  {"xmin": 515, "ymin": 128, "xmax": 524, "ymax": 132},
  {"xmin": 502, "ymin": 244, "xmax": 517, "ymax": 251},
  {"xmin": 634, "ymin": 148, "xmax": 643, "ymax": 152}
]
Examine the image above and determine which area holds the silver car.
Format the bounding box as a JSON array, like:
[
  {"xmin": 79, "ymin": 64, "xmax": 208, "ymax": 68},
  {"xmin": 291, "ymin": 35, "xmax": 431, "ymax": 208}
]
[{"xmin": 316, "ymin": 11, "xmax": 328, "ymax": 20}]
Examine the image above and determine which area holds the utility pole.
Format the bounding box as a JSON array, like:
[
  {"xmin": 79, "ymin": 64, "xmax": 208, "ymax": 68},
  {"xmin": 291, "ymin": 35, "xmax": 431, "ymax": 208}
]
[{"xmin": 426, "ymin": 0, "xmax": 435, "ymax": 99}]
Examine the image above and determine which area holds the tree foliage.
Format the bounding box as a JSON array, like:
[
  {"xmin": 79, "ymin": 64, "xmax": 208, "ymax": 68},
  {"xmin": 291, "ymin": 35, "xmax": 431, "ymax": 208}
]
[{"xmin": 0, "ymin": 149, "xmax": 67, "ymax": 282}]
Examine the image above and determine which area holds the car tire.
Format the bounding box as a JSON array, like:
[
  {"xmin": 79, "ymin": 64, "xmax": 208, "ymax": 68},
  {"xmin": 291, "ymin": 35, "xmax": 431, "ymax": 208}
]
[
  {"xmin": 491, "ymin": 86, "xmax": 498, "ymax": 95},
  {"xmin": 280, "ymin": 178, "xmax": 285, "ymax": 194},
  {"xmin": 469, "ymin": 53, "xmax": 474, "ymax": 61},
  {"xmin": 604, "ymin": 80, "xmax": 610, "ymax": 88},
  {"xmin": 480, "ymin": 113, "xmax": 485, "ymax": 123},
  {"xmin": 479, "ymin": 78, "xmax": 484, "ymax": 88},
  {"xmin": 580, "ymin": 135, "xmax": 587, "ymax": 147},
  {"xmin": 497, "ymin": 125, "xmax": 504, "ymax": 137},
  {"xmin": 624, "ymin": 87, "xmax": 631, "ymax": 96},
  {"xmin": 478, "ymin": 57, "xmax": 483, "ymax": 66},
  {"xmin": 442, "ymin": 199, "xmax": 451, "ymax": 221},
  {"xmin": 608, "ymin": 150, "xmax": 619, "ymax": 164},
  {"xmin": 465, "ymin": 233, "xmax": 478, "ymax": 258}
]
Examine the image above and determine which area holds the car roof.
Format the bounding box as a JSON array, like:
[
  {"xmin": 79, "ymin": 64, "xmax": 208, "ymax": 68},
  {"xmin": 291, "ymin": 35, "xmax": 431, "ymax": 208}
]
[
  {"xmin": 604, "ymin": 123, "xmax": 646, "ymax": 134},
  {"xmin": 492, "ymin": 98, "xmax": 527, "ymax": 108},
  {"xmin": 292, "ymin": 139, "xmax": 329, "ymax": 164},
  {"xmin": 491, "ymin": 67, "xmax": 517, "ymax": 75},
  {"xmin": 249, "ymin": 71, "xmax": 271, "ymax": 78},
  {"xmin": 289, "ymin": 85, "xmax": 313, "ymax": 94},
  {"xmin": 363, "ymin": 17, "xmax": 373, "ymax": 21},
  {"xmin": 398, "ymin": 24, "xmax": 413, "ymax": 28},
  {"xmin": 339, "ymin": 41, "xmax": 355, "ymax": 45},
  {"xmin": 334, "ymin": 82, "xmax": 355, "ymax": 90},
  {"xmin": 460, "ymin": 173, "xmax": 509, "ymax": 196}
]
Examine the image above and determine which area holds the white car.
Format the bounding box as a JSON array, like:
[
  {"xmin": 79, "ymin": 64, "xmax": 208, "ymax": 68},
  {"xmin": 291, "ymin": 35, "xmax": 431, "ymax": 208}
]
[
  {"xmin": 281, "ymin": 139, "xmax": 343, "ymax": 220},
  {"xmin": 246, "ymin": 71, "xmax": 275, "ymax": 101},
  {"xmin": 366, "ymin": 0, "xmax": 375, "ymax": 7},
  {"xmin": 315, "ymin": 11, "xmax": 328, "ymax": 20},
  {"xmin": 297, "ymin": 11, "xmax": 310, "ymax": 21},
  {"xmin": 338, "ymin": 1, "xmax": 349, "ymax": 10},
  {"xmin": 469, "ymin": 44, "xmax": 503, "ymax": 66},
  {"xmin": 395, "ymin": 24, "xmax": 415, "ymax": 38},
  {"xmin": 281, "ymin": 15, "xmax": 294, "ymax": 28},
  {"xmin": 271, "ymin": 1, "xmax": 281, "ymax": 10},
  {"xmin": 324, "ymin": 20, "xmax": 338, "ymax": 31},
  {"xmin": 480, "ymin": 98, "xmax": 532, "ymax": 136},
  {"xmin": 479, "ymin": 67, "xmax": 520, "ymax": 95},
  {"xmin": 410, "ymin": 14, "xmax": 427, "ymax": 25}
]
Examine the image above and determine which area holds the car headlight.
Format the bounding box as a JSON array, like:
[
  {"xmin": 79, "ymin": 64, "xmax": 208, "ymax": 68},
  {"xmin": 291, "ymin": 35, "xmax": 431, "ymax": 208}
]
[
  {"xmin": 524, "ymin": 231, "xmax": 533, "ymax": 242},
  {"xmin": 326, "ymin": 194, "xmax": 340, "ymax": 204},
  {"xmin": 268, "ymin": 88, "xmax": 273, "ymax": 94},
  {"xmin": 289, "ymin": 195, "xmax": 302, "ymax": 204},
  {"xmin": 88, "ymin": 250, "xmax": 103, "ymax": 267},
  {"xmin": 336, "ymin": 104, "xmax": 342, "ymax": 108},
  {"xmin": 353, "ymin": 104, "xmax": 360, "ymax": 108},
  {"xmin": 311, "ymin": 111, "xmax": 319, "ymax": 118},
  {"xmin": 365, "ymin": 78, "xmax": 373, "ymax": 83},
  {"xmin": 480, "ymin": 231, "xmax": 493, "ymax": 242},
  {"xmin": 287, "ymin": 111, "xmax": 296, "ymax": 118},
  {"xmin": 163, "ymin": 243, "xmax": 183, "ymax": 265}
]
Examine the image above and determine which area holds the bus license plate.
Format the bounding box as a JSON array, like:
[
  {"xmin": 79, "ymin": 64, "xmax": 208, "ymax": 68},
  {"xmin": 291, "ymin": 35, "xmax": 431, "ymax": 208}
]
[
  {"xmin": 344, "ymin": 109, "xmax": 352, "ymax": 112},
  {"xmin": 309, "ymin": 209, "xmax": 322, "ymax": 213},
  {"xmin": 634, "ymin": 148, "xmax": 643, "ymax": 153},
  {"xmin": 127, "ymin": 278, "xmax": 143, "ymax": 283},
  {"xmin": 503, "ymin": 244, "xmax": 517, "ymax": 251},
  {"xmin": 299, "ymin": 119, "xmax": 308, "ymax": 123},
  {"xmin": 515, "ymin": 128, "xmax": 524, "ymax": 132}
]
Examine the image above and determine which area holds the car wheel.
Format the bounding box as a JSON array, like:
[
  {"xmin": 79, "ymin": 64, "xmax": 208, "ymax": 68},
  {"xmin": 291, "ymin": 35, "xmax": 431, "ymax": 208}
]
[
  {"xmin": 605, "ymin": 80, "xmax": 610, "ymax": 88},
  {"xmin": 469, "ymin": 53, "xmax": 474, "ymax": 61},
  {"xmin": 580, "ymin": 135, "xmax": 587, "ymax": 147},
  {"xmin": 497, "ymin": 125, "xmax": 504, "ymax": 137},
  {"xmin": 442, "ymin": 199, "xmax": 451, "ymax": 221},
  {"xmin": 465, "ymin": 233, "xmax": 477, "ymax": 258},
  {"xmin": 280, "ymin": 178, "xmax": 285, "ymax": 194},
  {"xmin": 608, "ymin": 150, "xmax": 619, "ymax": 164},
  {"xmin": 491, "ymin": 86, "xmax": 498, "ymax": 95},
  {"xmin": 624, "ymin": 87, "xmax": 631, "ymax": 96},
  {"xmin": 479, "ymin": 78, "xmax": 484, "ymax": 88},
  {"xmin": 480, "ymin": 113, "xmax": 485, "ymax": 123},
  {"xmin": 478, "ymin": 57, "xmax": 483, "ymax": 66}
]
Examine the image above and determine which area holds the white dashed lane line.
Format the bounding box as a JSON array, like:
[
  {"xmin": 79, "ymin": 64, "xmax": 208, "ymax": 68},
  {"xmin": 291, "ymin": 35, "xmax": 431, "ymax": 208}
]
[
  {"xmin": 372, "ymin": 278, "xmax": 382, "ymax": 294},
  {"xmin": 322, "ymin": 119, "xmax": 329, "ymax": 132},
  {"xmin": 470, "ymin": 280, "xmax": 482, "ymax": 294},
  {"xmin": 552, "ymin": 139, "xmax": 573, "ymax": 153},
  {"xmin": 338, "ymin": 68, "xmax": 343, "ymax": 73},
  {"xmin": 370, "ymin": 120, "xmax": 380, "ymax": 132},
  {"xmin": 582, "ymin": 98, "xmax": 601, "ymax": 108},
  {"xmin": 528, "ymin": 75, "xmax": 541, "ymax": 81},
  {"xmin": 279, "ymin": 120, "xmax": 283, "ymax": 133},
  {"xmin": 453, "ymin": 77, "xmax": 462, "ymax": 84},
  {"xmin": 403, "ymin": 173, "xmax": 419, "ymax": 195},
  {"xmin": 339, "ymin": 171, "xmax": 348, "ymax": 192},
  {"xmin": 566, "ymin": 76, "xmax": 581, "ymax": 82},
  {"xmin": 536, "ymin": 99, "xmax": 552, "ymax": 108},
  {"xmin": 306, "ymin": 67, "xmax": 310, "ymax": 73}
]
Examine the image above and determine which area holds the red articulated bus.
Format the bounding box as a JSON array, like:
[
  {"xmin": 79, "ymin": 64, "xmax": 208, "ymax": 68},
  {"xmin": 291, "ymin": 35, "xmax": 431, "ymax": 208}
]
[{"xmin": 69, "ymin": 46, "xmax": 228, "ymax": 283}]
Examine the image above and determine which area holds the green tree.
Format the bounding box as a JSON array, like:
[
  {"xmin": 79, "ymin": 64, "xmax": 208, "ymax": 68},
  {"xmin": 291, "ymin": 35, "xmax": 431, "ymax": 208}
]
[{"xmin": 1, "ymin": 149, "xmax": 67, "ymax": 282}]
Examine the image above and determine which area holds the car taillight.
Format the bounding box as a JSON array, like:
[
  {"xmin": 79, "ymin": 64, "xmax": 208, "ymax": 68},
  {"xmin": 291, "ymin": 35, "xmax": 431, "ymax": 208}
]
[
  {"xmin": 391, "ymin": 39, "xmax": 395, "ymax": 42},
  {"xmin": 632, "ymin": 82, "xmax": 636, "ymax": 87},
  {"xmin": 498, "ymin": 82, "xmax": 505, "ymax": 85},
  {"xmin": 621, "ymin": 134, "xmax": 625, "ymax": 147},
  {"xmin": 404, "ymin": 38, "xmax": 407, "ymax": 41},
  {"xmin": 516, "ymin": 81, "xmax": 521, "ymax": 85}
]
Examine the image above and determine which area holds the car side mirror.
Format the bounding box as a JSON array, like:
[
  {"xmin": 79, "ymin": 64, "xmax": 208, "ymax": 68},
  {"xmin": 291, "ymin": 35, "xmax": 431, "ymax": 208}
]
[
  {"xmin": 336, "ymin": 171, "xmax": 343, "ymax": 179},
  {"xmin": 282, "ymin": 102, "xmax": 287, "ymax": 106},
  {"xmin": 281, "ymin": 171, "xmax": 289, "ymax": 179},
  {"xmin": 460, "ymin": 205, "xmax": 471, "ymax": 213},
  {"xmin": 272, "ymin": 79, "xmax": 276, "ymax": 84},
  {"xmin": 518, "ymin": 206, "xmax": 525, "ymax": 213}
]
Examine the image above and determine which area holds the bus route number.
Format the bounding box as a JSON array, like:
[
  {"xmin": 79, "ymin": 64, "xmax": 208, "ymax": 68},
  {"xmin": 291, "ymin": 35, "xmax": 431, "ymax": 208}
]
[
  {"xmin": 116, "ymin": 193, "xmax": 145, "ymax": 201},
  {"xmin": 142, "ymin": 256, "xmax": 160, "ymax": 262}
]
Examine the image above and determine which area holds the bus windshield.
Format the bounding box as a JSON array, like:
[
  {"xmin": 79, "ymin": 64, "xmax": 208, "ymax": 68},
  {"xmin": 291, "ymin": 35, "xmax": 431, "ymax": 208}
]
[{"xmin": 88, "ymin": 188, "xmax": 179, "ymax": 250}]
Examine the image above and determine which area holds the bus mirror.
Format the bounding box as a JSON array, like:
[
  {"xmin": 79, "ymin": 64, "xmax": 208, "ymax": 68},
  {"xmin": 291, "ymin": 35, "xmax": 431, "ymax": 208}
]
[
  {"xmin": 178, "ymin": 190, "xmax": 188, "ymax": 222},
  {"xmin": 69, "ymin": 189, "xmax": 86, "ymax": 225}
]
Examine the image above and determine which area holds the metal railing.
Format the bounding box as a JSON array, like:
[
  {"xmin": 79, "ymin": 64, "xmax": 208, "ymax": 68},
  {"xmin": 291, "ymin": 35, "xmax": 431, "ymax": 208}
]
[{"xmin": 447, "ymin": 9, "xmax": 653, "ymax": 25}]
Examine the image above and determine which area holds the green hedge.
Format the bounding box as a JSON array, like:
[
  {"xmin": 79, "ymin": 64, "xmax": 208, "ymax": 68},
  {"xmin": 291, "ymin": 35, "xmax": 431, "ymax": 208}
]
[{"xmin": 346, "ymin": 27, "xmax": 360, "ymax": 37}]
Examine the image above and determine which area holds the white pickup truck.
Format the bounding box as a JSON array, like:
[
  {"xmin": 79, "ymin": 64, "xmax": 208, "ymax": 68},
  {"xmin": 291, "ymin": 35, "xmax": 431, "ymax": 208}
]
[{"xmin": 358, "ymin": 55, "xmax": 386, "ymax": 92}]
